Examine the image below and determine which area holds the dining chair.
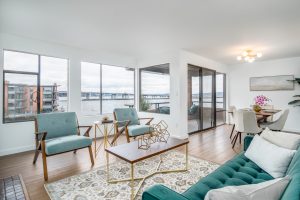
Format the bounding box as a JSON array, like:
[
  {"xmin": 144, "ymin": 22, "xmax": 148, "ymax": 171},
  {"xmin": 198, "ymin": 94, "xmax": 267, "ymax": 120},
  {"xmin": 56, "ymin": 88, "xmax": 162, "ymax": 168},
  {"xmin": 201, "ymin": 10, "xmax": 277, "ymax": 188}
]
[
  {"xmin": 228, "ymin": 106, "xmax": 237, "ymax": 139},
  {"xmin": 111, "ymin": 108, "xmax": 154, "ymax": 144},
  {"xmin": 232, "ymin": 109, "xmax": 262, "ymax": 149},
  {"xmin": 33, "ymin": 112, "xmax": 94, "ymax": 181},
  {"xmin": 260, "ymin": 109, "xmax": 289, "ymax": 131}
]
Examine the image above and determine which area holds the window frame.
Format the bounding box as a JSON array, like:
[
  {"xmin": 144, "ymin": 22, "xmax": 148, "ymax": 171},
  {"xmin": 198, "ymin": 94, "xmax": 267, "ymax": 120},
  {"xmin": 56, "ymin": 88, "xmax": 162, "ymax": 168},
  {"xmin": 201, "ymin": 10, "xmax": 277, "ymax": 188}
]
[
  {"xmin": 2, "ymin": 49, "xmax": 69, "ymax": 124},
  {"xmin": 80, "ymin": 62, "xmax": 136, "ymax": 116},
  {"xmin": 139, "ymin": 63, "xmax": 170, "ymax": 115}
]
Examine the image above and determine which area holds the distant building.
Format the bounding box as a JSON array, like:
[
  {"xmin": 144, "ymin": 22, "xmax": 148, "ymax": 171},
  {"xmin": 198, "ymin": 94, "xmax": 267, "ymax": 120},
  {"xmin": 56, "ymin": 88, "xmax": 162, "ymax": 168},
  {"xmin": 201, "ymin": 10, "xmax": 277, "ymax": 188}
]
[{"xmin": 4, "ymin": 81, "xmax": 59, "ymax": 121}]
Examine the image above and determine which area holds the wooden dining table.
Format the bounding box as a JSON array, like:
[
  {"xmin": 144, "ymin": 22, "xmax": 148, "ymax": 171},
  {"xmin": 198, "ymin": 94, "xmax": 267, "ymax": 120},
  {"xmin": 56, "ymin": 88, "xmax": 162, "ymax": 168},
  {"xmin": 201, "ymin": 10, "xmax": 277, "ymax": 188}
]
[
  {"xmin": 254, "ymin": 109, "xmax": 281, "ymax": 123},
  {"xmin": 228, "ymin": 109, "xmax": 281, "ymax": 123}
]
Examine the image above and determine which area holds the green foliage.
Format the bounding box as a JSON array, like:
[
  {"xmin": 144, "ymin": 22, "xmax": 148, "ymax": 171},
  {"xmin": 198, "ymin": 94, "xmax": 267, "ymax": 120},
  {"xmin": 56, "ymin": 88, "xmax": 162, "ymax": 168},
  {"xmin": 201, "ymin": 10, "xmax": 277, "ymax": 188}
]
[
  {"xmin": 288, "ymin": 100, "xmax": 300, "ymax": 106},
  {"xmin": 289, "ymin": 78, "xmax": 300, "ymax": 106},
  {"xmin": 140, "ymin": 97, "xmax": 150, "ymax": 111}
]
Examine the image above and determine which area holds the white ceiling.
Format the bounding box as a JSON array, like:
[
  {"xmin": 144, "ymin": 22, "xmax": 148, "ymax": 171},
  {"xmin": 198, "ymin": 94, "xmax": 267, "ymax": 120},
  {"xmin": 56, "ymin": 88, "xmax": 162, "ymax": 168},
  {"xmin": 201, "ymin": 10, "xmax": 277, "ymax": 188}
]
[{"xmin": 1, "ymin": 0, "xmax": 300, "ymax": 64}]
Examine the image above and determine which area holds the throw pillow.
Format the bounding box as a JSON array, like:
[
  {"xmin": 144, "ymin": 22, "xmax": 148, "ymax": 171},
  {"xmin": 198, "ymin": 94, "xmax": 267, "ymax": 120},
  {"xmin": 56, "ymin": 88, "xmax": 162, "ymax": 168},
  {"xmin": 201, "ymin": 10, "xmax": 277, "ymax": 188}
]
[
  {"xmin": 204, "ymin": 176, "xmax": 290, "ymax": 200},
  {"xmin": 261, "ymin": 127, "xmax": 300, "ymax": 150},
  {"xmin": 245, "ymin": 135, "xmax": 296, "ymax": 178}
]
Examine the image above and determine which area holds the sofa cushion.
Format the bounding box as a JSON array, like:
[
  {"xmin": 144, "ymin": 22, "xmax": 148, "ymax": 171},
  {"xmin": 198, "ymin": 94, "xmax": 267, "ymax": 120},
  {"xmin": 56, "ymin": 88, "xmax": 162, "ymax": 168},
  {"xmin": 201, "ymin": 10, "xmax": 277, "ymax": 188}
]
[
  {"xmin": 127, "ymin": 125, "xmax": 154, "ymax": 137},
  {"xmin": 281, "ymin": 146, "xmax": 300, "ymax": 200},
  {"xmin": 36, "ymin": 112, "xmax": 78, "ymax": 139},
  {"xmin": 182, "ymin": 153, "xmax": 273, "ymax": 200},
  {"xmin": 204, "ymin": 176, "xmax": 290, "ymax": 200},
  {"xmin": 261, "ymin": 128, "xmax": 300, "ymax": 150},
  {"xmin": 245, "ymin": 135, "xmax": 296, "ymax": 178},
  {"xmin": 45, "ymin": 135, "xmax": 92, "ymax": 155}
]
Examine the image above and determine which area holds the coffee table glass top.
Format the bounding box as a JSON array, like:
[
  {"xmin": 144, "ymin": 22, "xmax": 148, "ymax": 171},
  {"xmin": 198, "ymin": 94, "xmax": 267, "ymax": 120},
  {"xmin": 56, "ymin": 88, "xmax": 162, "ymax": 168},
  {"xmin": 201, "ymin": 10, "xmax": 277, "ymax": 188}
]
[{"xmin": 105, "ymin": 137, "xmax": 189, "ymax": 163}]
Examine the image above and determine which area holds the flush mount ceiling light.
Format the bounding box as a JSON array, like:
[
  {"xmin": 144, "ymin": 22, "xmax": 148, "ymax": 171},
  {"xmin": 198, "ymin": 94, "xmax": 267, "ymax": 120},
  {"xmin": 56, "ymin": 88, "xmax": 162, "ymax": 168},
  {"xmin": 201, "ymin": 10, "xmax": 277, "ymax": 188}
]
[{"xmin": 237, "ymin": 50, "xmax": 262, "ymax": 63}]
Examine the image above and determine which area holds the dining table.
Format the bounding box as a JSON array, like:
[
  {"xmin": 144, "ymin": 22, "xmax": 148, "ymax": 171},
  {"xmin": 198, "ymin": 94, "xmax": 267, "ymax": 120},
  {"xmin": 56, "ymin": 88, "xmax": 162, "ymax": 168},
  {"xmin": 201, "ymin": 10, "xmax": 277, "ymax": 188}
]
[
  {"xmin": 254, "ymin": 109, "xmax": 281, "ymax": 123},
  {"xmin": 228, "ymin": 108, "xmax": 281, "ymax": 123}
]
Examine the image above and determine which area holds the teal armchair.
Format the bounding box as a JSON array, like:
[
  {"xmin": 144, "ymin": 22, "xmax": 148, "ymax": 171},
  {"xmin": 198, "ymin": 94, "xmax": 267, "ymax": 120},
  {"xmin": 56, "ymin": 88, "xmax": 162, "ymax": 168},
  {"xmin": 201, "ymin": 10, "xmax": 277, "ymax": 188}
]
[
  {"xmin": 111, "ymin": 108, "xmax": 154, "ymax": 144},
  {"xmin": 33, "ymin": 112, "xmax": 94, "ymax": 181}
]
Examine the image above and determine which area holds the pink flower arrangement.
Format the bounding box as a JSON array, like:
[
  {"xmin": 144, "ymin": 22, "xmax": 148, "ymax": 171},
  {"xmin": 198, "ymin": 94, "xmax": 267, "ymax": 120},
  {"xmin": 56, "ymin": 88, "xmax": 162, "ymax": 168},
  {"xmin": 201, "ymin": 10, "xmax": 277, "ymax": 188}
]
[{"xmin": 254, "ymin": 95, "xmax": 271, "ymax": 106}]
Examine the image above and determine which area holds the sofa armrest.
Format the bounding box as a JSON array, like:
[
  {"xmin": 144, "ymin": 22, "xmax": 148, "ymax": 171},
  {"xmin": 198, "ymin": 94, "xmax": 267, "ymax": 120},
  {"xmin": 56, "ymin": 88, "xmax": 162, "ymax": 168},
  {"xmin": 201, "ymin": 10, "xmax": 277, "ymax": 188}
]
[
  {"xmin": 244, "ymin": 136, "xmax": 254, "ymax": 151},
  {"xmin": 142, "ymin": 184, "xmax": 188, "ymax": 200}
]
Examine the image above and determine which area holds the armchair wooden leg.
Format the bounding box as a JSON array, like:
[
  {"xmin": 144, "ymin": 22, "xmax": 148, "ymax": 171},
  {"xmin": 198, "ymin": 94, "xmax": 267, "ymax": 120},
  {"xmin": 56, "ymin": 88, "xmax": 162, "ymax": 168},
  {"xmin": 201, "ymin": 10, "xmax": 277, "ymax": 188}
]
[
  {"xmin": 41, "ymin": 141, "xmax": 48, "ymax": 181},
  {"xmin": 125, "ymin": 129, "xmax": 130, "ymax": 143},
  {"xmin": 88, "ymin": 146, "xmax": 94, "ymax": 165},
  {"xmin": 33, "ymin": 149, "xmax": 40, "ymax": 164},
  {"xmin": 73, "ymin": 150, "xmax": 77, "ymax": 154}
]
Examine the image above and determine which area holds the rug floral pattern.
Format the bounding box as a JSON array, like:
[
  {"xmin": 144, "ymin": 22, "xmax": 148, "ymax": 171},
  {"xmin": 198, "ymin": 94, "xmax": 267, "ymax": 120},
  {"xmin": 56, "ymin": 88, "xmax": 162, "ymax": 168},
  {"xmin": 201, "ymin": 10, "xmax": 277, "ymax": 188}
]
[{"xmin": 45, "ymin": 151, "xmax": 219, "ymax": 200}]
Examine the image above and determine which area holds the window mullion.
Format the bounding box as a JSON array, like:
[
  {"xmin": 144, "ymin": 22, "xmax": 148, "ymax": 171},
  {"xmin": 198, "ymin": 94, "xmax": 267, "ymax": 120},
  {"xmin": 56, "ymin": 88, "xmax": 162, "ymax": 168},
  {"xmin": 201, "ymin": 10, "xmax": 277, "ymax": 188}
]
[
  {"xmin": 100, "ymin": 64, "xmax": 102, "ymax": 115},
  {"xmin": 37, "ymin": 55, "xmax": 41, "ymax": 114}
]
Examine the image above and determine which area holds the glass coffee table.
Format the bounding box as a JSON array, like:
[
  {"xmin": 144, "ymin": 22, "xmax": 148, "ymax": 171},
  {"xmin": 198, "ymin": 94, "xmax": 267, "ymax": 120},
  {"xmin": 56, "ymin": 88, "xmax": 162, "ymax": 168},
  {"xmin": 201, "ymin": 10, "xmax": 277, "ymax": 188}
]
[{"xmin": 105, "ymin": 137, "xmax": 189, "ymax": 200}]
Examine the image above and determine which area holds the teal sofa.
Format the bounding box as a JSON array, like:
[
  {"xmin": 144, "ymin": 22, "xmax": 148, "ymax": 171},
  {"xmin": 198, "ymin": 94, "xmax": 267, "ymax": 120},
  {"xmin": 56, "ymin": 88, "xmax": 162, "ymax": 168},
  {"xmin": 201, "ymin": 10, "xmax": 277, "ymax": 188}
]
[{"xmin": 142, "ymin": 136, "xmax": 300, "ymax": 200}]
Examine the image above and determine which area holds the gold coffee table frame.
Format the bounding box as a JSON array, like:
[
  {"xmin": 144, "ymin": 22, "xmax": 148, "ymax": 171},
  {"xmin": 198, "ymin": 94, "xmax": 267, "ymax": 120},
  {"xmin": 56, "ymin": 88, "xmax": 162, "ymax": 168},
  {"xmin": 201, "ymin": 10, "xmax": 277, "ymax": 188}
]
[
  {"xmin": 94, "ymin": 120, "xmax": 116, "ymax": 157},
  {"xmin": 105, "ymin": 138, "xmax": 189, "ymax": 200}
]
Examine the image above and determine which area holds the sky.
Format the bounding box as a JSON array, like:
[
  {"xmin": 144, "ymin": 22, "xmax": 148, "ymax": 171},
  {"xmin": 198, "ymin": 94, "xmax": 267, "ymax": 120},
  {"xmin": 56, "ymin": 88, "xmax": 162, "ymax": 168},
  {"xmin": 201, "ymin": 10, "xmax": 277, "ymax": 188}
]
[
  {"xmin": 4, "ymin": 50, "xmax": 68, "ymax": 91},
  {"xmin": 4, "ymin": 50, "xmax": 223, "ymax": 96},
  {"xmin": 76, "ymin": 62, "xmax": 170, "ymax": 94}
]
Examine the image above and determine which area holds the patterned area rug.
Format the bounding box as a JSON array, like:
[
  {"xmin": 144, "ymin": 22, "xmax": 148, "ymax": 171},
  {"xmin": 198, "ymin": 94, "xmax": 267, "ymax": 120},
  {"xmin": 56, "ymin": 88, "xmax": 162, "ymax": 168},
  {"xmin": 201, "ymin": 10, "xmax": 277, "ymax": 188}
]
[{"xmin": 45, "ymin": 151, "xmax": 219, "ymax": 200}]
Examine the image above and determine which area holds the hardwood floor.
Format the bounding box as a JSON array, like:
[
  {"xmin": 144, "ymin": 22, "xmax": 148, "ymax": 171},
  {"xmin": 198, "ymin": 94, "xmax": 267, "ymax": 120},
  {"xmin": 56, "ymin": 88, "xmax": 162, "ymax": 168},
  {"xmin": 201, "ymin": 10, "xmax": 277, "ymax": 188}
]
[{"xmin": 0, "ymin": 124, "xmax": 242, "ymax": 200}]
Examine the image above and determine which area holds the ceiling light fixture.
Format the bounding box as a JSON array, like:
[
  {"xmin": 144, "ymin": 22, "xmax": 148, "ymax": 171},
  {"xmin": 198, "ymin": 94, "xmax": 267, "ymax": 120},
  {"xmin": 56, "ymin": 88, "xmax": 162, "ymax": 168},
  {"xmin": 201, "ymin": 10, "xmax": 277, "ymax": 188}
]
[{"xmin": 237, "ymin": 50, "xmax": 262, "ymax": 63}]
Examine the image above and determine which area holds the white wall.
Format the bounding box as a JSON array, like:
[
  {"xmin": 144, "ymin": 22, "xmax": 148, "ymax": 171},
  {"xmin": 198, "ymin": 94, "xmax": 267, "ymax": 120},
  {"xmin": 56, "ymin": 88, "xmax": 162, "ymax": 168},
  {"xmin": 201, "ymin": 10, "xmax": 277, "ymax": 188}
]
[
  {"xmin": 228, "ymin": 57, "xmax": 300, "ymax": 132},
  {"xmin": 0, "ymin": 33, "xmax": 137, "ymax": 156}
]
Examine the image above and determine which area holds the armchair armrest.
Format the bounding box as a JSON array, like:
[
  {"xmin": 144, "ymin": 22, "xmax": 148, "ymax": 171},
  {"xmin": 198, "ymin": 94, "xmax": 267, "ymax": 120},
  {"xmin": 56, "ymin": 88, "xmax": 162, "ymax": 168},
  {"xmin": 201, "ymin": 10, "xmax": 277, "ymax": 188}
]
[
  {"xmin": 244, "ymin": 136, "xmax": 254, "ymax": 151},
  {"xmin": 142, "ymin": 184, "xmax": 188, "ymax": 200},
  {"xmin": 78, "ymin": 125, "xmax": 92, "ymax": 137},
  {"xmin": 139, "ymin": 117, "xmax": 154, "ymax": 125}
]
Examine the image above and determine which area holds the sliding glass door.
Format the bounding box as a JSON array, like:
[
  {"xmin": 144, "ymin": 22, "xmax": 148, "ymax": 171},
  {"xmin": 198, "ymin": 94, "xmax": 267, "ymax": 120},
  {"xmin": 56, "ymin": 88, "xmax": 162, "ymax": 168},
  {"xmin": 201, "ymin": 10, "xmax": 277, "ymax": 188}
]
[
  {"xmin": 188, "ymin": 66, "xmax": 201, "ymax": 133},
  {"xmin": 202, "ymin": 68, "xmax": 216, "ymax": 130},
  {"xmin": 188, "ymin": 65, "xmax": 217, "ymax": 134}
]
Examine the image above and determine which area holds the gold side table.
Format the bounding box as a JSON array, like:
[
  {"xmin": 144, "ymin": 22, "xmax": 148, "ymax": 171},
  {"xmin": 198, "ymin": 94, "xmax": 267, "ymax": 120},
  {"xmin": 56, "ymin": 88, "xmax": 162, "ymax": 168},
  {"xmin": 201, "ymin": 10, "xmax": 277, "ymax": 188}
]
[{"xmin": 94, "ymin": 120, "xmax": 115, "ymax": 158}]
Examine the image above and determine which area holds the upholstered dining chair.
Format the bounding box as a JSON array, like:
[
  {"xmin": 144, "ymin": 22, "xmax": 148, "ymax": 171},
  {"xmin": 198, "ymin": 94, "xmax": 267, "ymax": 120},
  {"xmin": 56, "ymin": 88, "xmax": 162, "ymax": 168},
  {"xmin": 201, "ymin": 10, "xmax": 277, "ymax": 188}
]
[
  {"xmin": 228, "ymin": 106, "xmax": 237, "ymax": 139},
  {"xmin": 111, "ymin": 108, "xmax": 154, "ymax": 144},
  {"xmin": 260, "ymin": 109, "xmax": 289, "ymax": 131},
  {"xmin": 33, "ymin": 112, "xmax": 94, "ymax": 181},
  {"xmin": 232, "ymin": 109, "xmax": 262, "ymax": 149}
]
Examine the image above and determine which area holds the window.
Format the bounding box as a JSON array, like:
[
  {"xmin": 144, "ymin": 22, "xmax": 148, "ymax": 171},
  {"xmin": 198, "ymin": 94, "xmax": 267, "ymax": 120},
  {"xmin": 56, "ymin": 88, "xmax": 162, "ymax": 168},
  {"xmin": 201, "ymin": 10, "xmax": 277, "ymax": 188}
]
[
  {"xmin": 216, "ymin": 73, "xmax": 226, "ymax": 126},
  {"xmin": 3, "ymin": 50, "xmax": 68, "ymax": 123},
  {"xmin": 139, "ymin": 63, "xmax": 170, "ymax": 114},
  {"xmin": 102, "ymin": 65, "xmax": 135, "ymax": 114},
  {"xmin": 40, "ymin": 56, "xmax": 68, "ymax": 113},
  {"xmin": 81, "ymin": 62, "xmax": 135, "ymax": 115},
  {"xmin": 81, "ymin": 62, "xmax": 101, "ymax": 116}
]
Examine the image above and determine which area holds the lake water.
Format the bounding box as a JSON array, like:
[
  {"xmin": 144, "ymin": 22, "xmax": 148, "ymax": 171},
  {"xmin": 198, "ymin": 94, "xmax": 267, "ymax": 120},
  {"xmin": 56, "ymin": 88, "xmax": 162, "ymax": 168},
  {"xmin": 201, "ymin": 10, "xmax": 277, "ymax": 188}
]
[{"xmin": 58, "ymin": 96, "xmax": 224, "ymax": 115}]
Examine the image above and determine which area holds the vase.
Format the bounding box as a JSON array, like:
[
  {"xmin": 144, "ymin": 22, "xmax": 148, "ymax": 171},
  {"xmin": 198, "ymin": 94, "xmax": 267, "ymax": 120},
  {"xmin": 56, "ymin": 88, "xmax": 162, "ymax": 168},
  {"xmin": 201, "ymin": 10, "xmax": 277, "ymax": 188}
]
[{"xmin": 253, "ymin": 105, "xmax": 262, "ymax": 112}]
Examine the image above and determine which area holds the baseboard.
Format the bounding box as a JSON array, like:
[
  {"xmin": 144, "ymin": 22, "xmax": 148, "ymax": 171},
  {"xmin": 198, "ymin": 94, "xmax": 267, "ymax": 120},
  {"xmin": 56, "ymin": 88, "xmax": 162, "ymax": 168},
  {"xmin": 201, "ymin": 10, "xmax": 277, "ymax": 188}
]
[{"xmin": 0, "ymin": 145, "xmax": 35, "ymax": 156}]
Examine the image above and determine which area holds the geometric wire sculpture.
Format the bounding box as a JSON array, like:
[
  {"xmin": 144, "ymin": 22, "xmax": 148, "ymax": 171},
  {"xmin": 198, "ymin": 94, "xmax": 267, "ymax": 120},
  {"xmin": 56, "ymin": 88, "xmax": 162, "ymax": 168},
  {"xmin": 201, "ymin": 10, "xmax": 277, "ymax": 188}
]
[{"xmin": 138, "ymin": 120, "xmax": 170, "ymax": 150}]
